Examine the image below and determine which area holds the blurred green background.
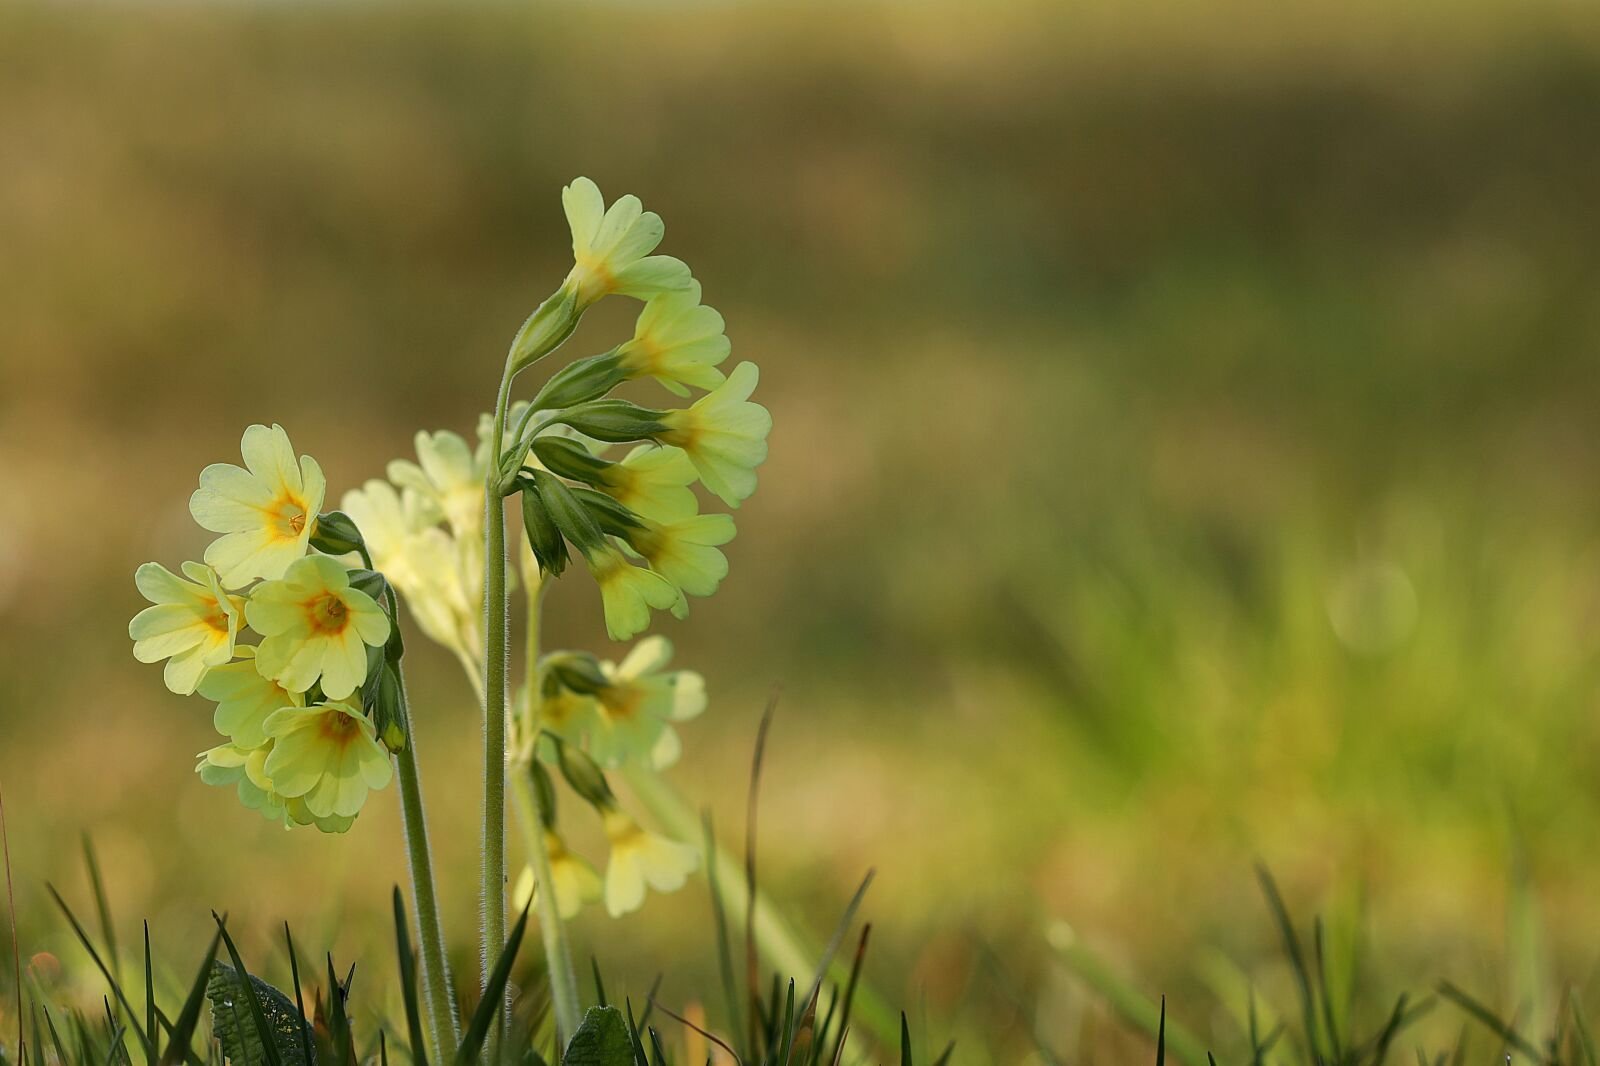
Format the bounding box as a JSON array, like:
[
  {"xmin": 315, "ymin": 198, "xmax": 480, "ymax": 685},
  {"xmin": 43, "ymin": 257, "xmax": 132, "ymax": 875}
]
[{"xmin": 3, "ymin": 0, "xmax": 1600, "ymax": 1059}]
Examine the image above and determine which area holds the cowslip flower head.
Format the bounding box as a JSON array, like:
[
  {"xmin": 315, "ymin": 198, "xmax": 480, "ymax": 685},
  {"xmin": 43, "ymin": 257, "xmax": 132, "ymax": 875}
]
[
  {"xmin": 129, "ymin": 561, "xmax": 245, "ymax": 695},
  {"xmin": 617, "ymin": 284, "xmax": 730, "ymax": 397},
  {"xmin": 197, "ymin": 647, "xmax": 304, "ymax": 749},
  {"xmin": 512, "ymin": 831, "xmax": 604, "ymax": 920},
  {"xmin": 246, "ymin": 555, "xmax": 390, "ymax": 699},
  {"xmin": 341, "ymin": 479, "xmax": 479, "ymax": 663},
  {"xmin": 602, "ymin": 807, "xmax": 699, "ymax": 918},
  {"xmin": 588, "ymin": 636, "xmax": 707, "ymax": 770},
  {"xmin": 561, "ymin": 177, "xmax": 693, "ymax": 309},
  {"xmin": 585, "ymin": 544, "xmax": 680, "ymax": 642},
  {"xmin": 262, "ymin": 701, "xmax": 393, "ymax": 820},
  {"xmin": 190, "ymin": 424, "xmax": 326, "ymax": 588},
  {"xmin": 658, "ymin": 362, "xmax": 771, "ymax": 507},
  {"xmin": 627, "ymin": 513, "xmax": 736, "ymax": 602},
  {"xmin": 597, "ymin": 446, "xmax": 698, "ymax": 523}
]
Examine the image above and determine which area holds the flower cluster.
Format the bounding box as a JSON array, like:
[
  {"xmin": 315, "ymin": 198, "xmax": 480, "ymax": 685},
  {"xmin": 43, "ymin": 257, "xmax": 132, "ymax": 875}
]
[{"xmin": 130, "ymin": 425, "xmax": 399, "ymax": 833}]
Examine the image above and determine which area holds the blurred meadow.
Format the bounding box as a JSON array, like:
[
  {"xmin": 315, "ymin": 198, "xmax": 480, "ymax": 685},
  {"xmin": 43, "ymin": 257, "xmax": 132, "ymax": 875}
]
[{"xmin": 3, "ymin": 0, "xmax": 1600, "ymax": 1059}]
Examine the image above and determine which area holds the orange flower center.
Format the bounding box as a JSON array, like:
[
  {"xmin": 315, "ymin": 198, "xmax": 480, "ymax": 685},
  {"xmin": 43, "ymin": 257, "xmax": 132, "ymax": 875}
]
[
  {"xmin": 202, "ymin": 606, "xmax": 230, "ymax": 634},
  {"xmin": 305, "ymin": 592, "xmax": 350, "ymax": 635},
  {"xmin": 270, "ymin": 495, "xmax": 309, "ymax": 540},
  {"xmin": 316, "ymin": 710, "xmax": 361, "ymax": 744}
]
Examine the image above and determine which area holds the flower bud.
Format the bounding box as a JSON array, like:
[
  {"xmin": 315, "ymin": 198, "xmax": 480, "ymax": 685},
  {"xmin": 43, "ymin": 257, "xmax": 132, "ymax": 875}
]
[
  {"xmin": 365, "ymin": 662, "xmax": 408, "ymax": 752},
  {"xmin": 530, "ymin": 351, "xmax": 628, "ymax": 412},
  {"xmin": 529, "ymin": 760, "xmax": 558, "ymax": 829},
  {"xmin": 569, "ymin": 487, "xmax": 645, "ymax": 539},
  {"xmin": 555, "ymin": 739, "xmax": 615, "ymax": 810},
  {"xmin": 308, "ymin": 510, "xmax": 365, "ymax": 556},
  {"xmin": 554, "ymin": 400, "xmax": 668, "ymax": 444},
  {"xmin": 346, "ymin": 567, "xmax": 389, "ymax": 603},
  {"xmin": 520, "ymin": 484, "xmax": 570, "ymax": 577},
  {"xmin": 530, "ymin": 436, "xmax": 613, "ymax": 486},
  {"xmin": 527, "ymin": 471, "xmax": 607, "ymax": 559},
  {"xmin": 508, "ymin": 286, "xmax": 582, "ymax": 375}
]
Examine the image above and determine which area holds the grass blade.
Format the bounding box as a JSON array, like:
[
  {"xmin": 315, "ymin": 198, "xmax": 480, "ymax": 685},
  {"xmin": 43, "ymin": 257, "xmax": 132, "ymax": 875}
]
[
  {"xmin": 391, "ymin": 888, "xmax": 430, "ymax": 1066},
  {"xmin": 1438, "ymin": 981, "xmax": 1543, "ymax": 1063},
  {"xmin": 156, "ymin": 928, "xmax": 222, "ymax": 1066},
  {"xmin": 1256, "ymin": 866, "xmax": 1324, "ymax": 1063},
  {"xmin": 282, "ymin": 924, "xmax": 313, "ymax": 1066},
  {"xmin": 47, "ymin": 885, "xmax": 154, "ymax": 1060},
  {"xmin": 209, "ymin": 912, "xmax": 283, "ymax": 1066},
  {"xmin": 452, "ymin": 901, "xmax": 530, "ymax": 1066}
]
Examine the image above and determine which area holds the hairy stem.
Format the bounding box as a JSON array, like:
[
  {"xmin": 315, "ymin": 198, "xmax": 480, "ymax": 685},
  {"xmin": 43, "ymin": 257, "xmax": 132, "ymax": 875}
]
[
  {"xmin": 619, "ymin": 764, "xmax": 902, "ymax": 1048},
  {"xmin": 480, "ymin": 368, "xmax": 514, "ymax": 1056},
  {"xmin": 393, "ymin": 701, "xmax": 461, "ymax": 1061}
]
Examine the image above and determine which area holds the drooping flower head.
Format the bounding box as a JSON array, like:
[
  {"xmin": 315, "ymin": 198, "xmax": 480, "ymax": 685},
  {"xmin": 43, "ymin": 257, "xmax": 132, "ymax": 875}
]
[
  {"xmin": 246, "ymin": 555, "xmax": 390, "ymax": 699},
  {"xmin": 129, "ymin": 561, "xmax": 244, "ymax": 695},
  {"xmin": 617, "ymin": 284, "xmax": 731, "ymax": 397},
  {"xmin": 190, "ymin": 424, "xmax": 326, "ymax": 588},
  {"xmin": 561, "ymin": 177, "xmax": 693, "ymax": 309},
  {"xmin": 262, "ymin": 700, "xmax": 393, "ymax": 821},
  {"xmin": 658, "ymin": 362, "xmax": 772, "ymax": 507},
  {"xmin": 512, "ymin": 831, "xmax": 604, "ymax": 920},
  {"xmin": 196, "ymin": 646, "xmax": 303, "ymax": 749},
  {"xmin": 588, "ymin": 636, "xmax": 707, "ymax": 770},
  {"xmin": 602, "ymin": 807, "xmax": 699, "ymax": 918}
]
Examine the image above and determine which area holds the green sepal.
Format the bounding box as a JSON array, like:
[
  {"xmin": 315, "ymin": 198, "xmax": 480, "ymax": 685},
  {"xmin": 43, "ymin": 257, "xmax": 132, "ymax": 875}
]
[
  {"xmin": 508, "ymin": 285, "xmax": 582, "ymax": 375},
  {"xmin": 530, "ymin": 436, "xmax": 615, "ymax": 487},
  {"xmin": 529, "ymin": 760, "xmax": 558, "ymax": 830},
  {"xmin": 569, "ymin": 487, "xmax": 647, "ymax": 539},
  {"xmin": 530, "ymin": 350, "xmax": 628, "ymax": 412},
  {"xmin": 553, "ymin": 738, "xmax": 615, "ymax": 810},
  {"xmin": 528, "ymin": 470, "xmax": 608, "ymax": 559},
  {"xmin": 308, "ymin": 511, "xmax": 365, "ymax": 556},
  {"xmin": 545, "ymin": 651, "xmax": 608, "ymax": 694},
  {"xmin": 364, "ymin": 661, "xmax": 408, "ymax": 752},
  {"xmin": 520, "ymin": 482, "xmax": 570, "ymax": 577},
  {"xmin": 346, "ymin": 568, "xmax": 388, "ymax": 603},
  {"xmin": 553, "ymin": 400, "xmax": 668, "ymax": 443}
]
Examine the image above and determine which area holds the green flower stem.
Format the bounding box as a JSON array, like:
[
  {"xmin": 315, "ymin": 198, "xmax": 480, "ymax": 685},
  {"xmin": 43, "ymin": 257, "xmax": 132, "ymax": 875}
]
[
  {"xmin": 618, "ymin": 763, "xmax": 901, "ymax": 1049},
  {"xmin": 480, "ymin": 367, "xmax": 515, "ymax": 1057},
  {"xmin": 509, "ymin": 768, "xmax": 583, "ymax": 1040},
  {"xmin": 512, "ymin": 573, "xmax": 583, "ymax": 1040},
  {"xmin": 393, "ymin": 722, "xmax": 461, "ymax": 1061}
]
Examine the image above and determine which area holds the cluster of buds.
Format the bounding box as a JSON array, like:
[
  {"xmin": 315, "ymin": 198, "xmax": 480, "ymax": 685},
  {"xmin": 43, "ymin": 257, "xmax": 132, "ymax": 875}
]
[{"xmin": 129, "ymin": 425, "xmax": 407, "ymax": 832}]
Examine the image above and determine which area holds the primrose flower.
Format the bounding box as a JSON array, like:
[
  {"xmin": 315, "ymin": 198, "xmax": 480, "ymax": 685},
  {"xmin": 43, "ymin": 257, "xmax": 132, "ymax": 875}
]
[
  {"xmin": 617, "ymin": 284, "xmax": 730, "ymax": 396},
  {"xmin": 386, "ymin": 430, "xmax": 484, "ymax": 539},
  {"xmin": 588, "ymin": 636, "xmax": 707, "ymax": 770},
  {"xmin": 626, "ymin": 513, "xmax": 736, "ymax": 602},
  {"xmin": 596, "ymin": 445, "xmax": 699, "ymax": 523},
  {"xmin": 129, "ymin": 561, "xmax": 245, "ymax": 695},
  {"xmin": 561, "ymin": 177, "xmax": 693, "ymax": 309},
  {"xmin": 585, "ymin": 544, "xmax": 680, "ymax": 642},
  {"xmin": 197, "ymin": 647, "xmax": 303, "ymax": 750},
  {"xmin": 602, "ymin": 808, "xmax": 699, "ymax": 918},
  {"xmin": 512, "ymin": 832, "xmax": 605, "ymax": 920},
  {"xmin": 658, "ymin": 362, "xmax": 771, "ymax": 507},
  {"xmin": 341, "ymin": 479, "xmax": 479, "ymax": 663},
  {"xmin": 262, "ymin": 701, "xmax": 393, "ymax": 820},
  {"xmin": 190, "ymin": 424, "xmax": 326, "ymax": 588},
  {"xmin": 532, "ymin": 683, "xmax": 599, "ymax": 743},
  {"xmin": 246, "ymin": 555, "xmax": 390, "ymax": 699}
]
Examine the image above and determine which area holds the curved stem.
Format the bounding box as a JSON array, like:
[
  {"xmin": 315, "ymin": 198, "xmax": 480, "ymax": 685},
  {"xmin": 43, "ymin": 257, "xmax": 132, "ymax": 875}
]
[
  {"xmin": 393, "ymin": 695, "xmax": 461, "ymax": 1061},
  {"xmin": 480, "ymin": 369, "xmax": 515, "ymax": 1057}
]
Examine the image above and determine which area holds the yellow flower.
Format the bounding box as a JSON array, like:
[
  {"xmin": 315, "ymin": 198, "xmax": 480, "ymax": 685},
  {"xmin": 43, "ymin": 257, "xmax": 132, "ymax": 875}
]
[
  {"xmin": 585, "ymin": 544, "xmax": 680, "ymax": 642},
  {"xmin": 589, "ymin": 636, "xmax": 706, "ymax": 770},
  {"xmin": 616, "ymin": 284, "xmax": 730, "ymax": 397},
  {"xmin": 596, "ymin": 445, "xmax": 698, "ymax": 523},
  {"xmin": 658, "ymin": 362, "xmax": 771, "ymax": 507},
  {"xmin": 561, "ymin": 177, "xmax": 693, "ymax": 309},
  {"xmin": 386, "ymin": 429, "xmax": 483, "ymax": 540},
  {"xmin": 246, "ymin": 555, "xmax": 390, "ymax": 699},
  {"xmin": 129, "ymin": 561, "xmax": 244, "ymax": 695},
  {"xmin": 512, "ymin": 832, "xmax": 604, "ymax": 920},
  {"xmin": 626, "ymin": 513, "xmax": 736, "ymax": 601},
  {"xmin": 190, "ymin": 424, "xmax": 326, "ymax": 588},
  {"xmin": 196, "ymin": 647, "xmax": 304, "ymax": 749},
  {"xmin": 602, "ymin": 808, "xmax": 699, "ymax": 918},
  {"xmin": 262, "ymin": 701, "xmax": 393, "ymax": 820}
]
